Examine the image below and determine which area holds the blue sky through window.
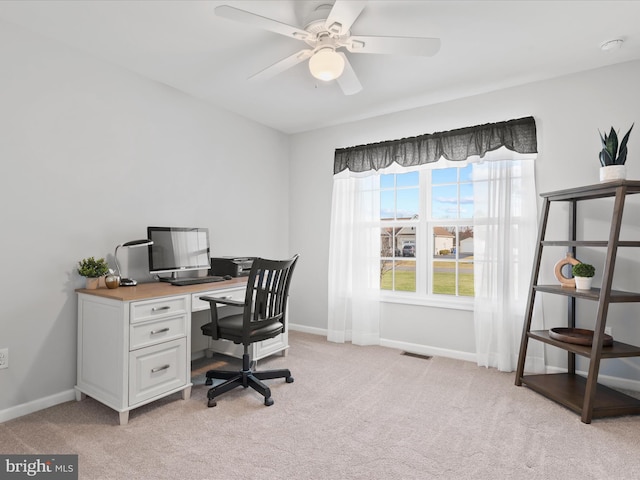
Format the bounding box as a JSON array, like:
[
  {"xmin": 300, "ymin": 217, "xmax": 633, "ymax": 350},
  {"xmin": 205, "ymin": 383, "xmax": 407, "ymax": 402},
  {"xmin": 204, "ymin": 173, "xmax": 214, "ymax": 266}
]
[
  {"xmin": 381, "ymin": 167, "xmax": 473, "ymax": 220},
  {"xmin": 381, "ymin": 172, "xmax": 419, "ymax": 219},
  {"xmin": 431, "ymin": 183, "xmax": 474, "ymax": 218}
]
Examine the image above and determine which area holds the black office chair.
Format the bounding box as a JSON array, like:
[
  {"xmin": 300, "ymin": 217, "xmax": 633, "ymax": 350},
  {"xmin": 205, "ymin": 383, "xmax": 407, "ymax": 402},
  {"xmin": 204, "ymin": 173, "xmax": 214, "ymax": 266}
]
[{"xmin": 199, "ymin": 255, "xmax": 299, "ymax": 407}]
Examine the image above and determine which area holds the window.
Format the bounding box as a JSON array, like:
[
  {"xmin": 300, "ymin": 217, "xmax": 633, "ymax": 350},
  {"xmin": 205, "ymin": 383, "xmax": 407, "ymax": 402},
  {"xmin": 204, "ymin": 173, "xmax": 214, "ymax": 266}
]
[{"xmin": 379, "ymin": 165, "xmax": 475, "ymax": 301}]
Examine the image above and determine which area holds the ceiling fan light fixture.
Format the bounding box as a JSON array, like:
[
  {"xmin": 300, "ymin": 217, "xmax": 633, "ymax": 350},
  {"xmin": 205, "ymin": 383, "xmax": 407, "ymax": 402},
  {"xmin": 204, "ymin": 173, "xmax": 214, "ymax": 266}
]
[{"xmin": 309, "ymin": 48, "xmax": 345, "ymax": 81}]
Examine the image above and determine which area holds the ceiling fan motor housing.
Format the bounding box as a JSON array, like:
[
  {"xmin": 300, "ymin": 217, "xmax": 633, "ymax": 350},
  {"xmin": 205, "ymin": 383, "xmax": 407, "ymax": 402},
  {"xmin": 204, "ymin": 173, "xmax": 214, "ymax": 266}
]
[
  {"xmin": 303, "ymin": 4, "xmax": 350, "ymax": 51},
  {"xmin": 303, "ymin": 4, "xmax": 333, "ymax": 31}
]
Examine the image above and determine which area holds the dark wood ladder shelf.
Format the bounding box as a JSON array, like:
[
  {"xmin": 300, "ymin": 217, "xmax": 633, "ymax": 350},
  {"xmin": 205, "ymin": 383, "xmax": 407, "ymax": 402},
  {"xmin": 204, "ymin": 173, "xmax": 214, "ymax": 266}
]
[{"xmin": 515, "ymin": 180, "xmax": 640, "ymax": 423}]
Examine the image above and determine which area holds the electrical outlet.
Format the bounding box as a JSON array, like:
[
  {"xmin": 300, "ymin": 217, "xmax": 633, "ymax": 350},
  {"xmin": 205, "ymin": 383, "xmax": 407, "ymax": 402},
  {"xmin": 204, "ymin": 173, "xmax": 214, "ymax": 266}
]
[{"xmin": 0, "ymin": 348, "xmax": 7, "ymax": 369}]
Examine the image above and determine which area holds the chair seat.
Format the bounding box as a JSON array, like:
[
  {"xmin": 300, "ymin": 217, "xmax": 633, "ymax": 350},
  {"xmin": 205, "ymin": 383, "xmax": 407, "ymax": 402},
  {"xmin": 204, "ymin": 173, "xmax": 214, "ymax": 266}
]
[{"xmin": 201, "ymin": 314, "xmax": 283, "ymax": 344}]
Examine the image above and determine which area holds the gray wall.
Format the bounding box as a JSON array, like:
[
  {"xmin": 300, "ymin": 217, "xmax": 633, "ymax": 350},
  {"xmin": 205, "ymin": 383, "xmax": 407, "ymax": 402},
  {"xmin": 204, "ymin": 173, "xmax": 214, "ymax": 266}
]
[
  {"xmin": 288, "ymin": 60, "xmax": 640, "ymax": 384},
  {"xmin": 0, "ymin": 20, "xmax": 290, "ymax": 416}
]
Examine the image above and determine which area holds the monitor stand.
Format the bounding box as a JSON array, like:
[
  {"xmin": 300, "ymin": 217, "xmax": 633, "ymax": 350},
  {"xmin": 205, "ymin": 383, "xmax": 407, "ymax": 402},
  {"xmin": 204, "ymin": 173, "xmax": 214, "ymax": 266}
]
[{"xmin": 158, "ymin": 272, "xmax": 180, "ymax": 283}]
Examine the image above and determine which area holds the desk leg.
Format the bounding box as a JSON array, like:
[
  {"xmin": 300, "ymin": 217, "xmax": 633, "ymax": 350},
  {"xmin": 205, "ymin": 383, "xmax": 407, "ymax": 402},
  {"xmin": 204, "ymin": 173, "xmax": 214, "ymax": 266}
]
[
  {"xmin": 75, "ymin": 390, "xmax": 86, "ymax": 402},
  {"xmin": 182, "ymin": 386, "xmax": 192, "ymax": 400},
  {"xmin": 119, "ymin": 411, "xmax": 129, "ymax": 426}
]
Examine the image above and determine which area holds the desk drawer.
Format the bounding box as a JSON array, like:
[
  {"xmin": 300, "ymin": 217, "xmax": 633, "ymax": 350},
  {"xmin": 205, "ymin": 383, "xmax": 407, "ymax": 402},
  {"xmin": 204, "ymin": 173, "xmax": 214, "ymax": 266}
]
[
  {"xmin": 130, "ymin": 315, "xmax": 187, "ymax": 350},
  {"xmin": 130, "ymin": 296, "xmax": 188, "ymax": 324},
  {"xmin": 191, "ymin": 287, "xmax": 245, "ymax": 312},
  {"xmin": 129, "ymin": 338, "xmax": 187, "ymax": 406}
]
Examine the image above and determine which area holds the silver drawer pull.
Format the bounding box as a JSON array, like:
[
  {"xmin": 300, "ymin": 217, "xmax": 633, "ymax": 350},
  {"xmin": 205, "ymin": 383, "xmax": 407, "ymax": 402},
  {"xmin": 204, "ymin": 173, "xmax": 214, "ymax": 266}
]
[
  {"xmin": 150, "ymin": 327, "xmax": 170, "ymax": 335},
  {"xmin": 151, "ymin": 364, "xmax": 170, "ymax": 373},
  {"xmin": 151, "ymin": 306, "xmax": 171, "ymax": 312}
]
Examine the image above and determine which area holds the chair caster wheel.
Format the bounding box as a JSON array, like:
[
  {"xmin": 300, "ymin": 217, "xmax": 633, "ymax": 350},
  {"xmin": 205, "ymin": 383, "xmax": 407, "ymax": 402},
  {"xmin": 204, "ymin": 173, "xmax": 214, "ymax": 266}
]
[
  {"xmin": 286, "ymin": 376, "xmax": 294, "ymax": 383},
  {"xmin": 264, "ymin": 397, "xmax": 274, "ymax": 406},
  {"xmin": 205, "ymin": 378, "xmax": 213, "ymax": 386},
  {"xmin": 207, "ymin": 399, "xmax": 217, "ymax": 408}
]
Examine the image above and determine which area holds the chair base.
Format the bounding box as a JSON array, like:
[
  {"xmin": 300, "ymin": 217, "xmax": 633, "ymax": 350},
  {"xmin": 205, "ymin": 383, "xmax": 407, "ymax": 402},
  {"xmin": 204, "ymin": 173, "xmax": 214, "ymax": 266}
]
[{"xmin": 204, "ymin": 353, "xmax": 293, "ymax": 407}]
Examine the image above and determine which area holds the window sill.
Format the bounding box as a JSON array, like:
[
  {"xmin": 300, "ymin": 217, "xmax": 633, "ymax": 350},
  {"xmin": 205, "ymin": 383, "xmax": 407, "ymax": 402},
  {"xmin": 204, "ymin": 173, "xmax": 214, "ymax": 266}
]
[{"xmin": 380, "ymin": 292, "xmax": 474, "ymax": 311}]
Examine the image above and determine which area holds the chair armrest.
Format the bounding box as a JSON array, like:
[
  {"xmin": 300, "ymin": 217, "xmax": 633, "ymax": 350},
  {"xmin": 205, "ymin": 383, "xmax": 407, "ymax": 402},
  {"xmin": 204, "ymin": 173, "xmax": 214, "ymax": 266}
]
[
  {"xmin": 199, "ymin": 295, "xmax": 244, "ymax": 341},
  {"xmin": 199, "ymin": 295, "xmax": 244, "ymax": 307}
]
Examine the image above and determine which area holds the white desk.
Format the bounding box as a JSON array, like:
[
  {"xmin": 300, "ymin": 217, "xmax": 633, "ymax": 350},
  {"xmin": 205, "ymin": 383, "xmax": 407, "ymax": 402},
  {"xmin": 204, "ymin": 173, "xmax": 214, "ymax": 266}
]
[{"xmin": 75, "ymin": 278, "xmax": 289, "ymax": 425}]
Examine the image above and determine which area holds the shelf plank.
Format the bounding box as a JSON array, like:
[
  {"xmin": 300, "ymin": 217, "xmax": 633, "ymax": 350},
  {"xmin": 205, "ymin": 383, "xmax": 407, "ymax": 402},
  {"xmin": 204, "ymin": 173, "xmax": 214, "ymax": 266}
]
[
  {"xmin": 541, "ymin": 240, "xmax": 608, "ymax": 247},
  {"xmin": 519, "ymin": 373, "xmax": 640, "ymax": 419},
  {"xmin": 528, "ymin": 330, "xmax": 640, "ymax": 358},
  {"xmin": 534, "ymin": 285, "xmax": 640, "ymax": 302},
  {"xmin": 541, "ymin": 240, "xmax": 640, "ymax": 247},
  {"xmin": 541, "ymin": 180, "xmax": 640, "ymax": 202}
]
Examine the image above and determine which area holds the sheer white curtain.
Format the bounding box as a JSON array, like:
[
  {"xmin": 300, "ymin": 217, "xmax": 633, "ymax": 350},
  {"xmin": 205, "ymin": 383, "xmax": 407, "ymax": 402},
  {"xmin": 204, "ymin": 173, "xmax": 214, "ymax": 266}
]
[
  {"xmin": 473, "ymin": 154, "xmax": 545, "ymax": 372},
  {"xmin": 327, "ymin": 172, "xmax": 381, "ymax": 345}
]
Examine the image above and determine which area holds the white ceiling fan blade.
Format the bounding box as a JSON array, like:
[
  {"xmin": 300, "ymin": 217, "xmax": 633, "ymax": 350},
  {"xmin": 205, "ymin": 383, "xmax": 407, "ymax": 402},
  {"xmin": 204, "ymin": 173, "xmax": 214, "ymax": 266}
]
[
  {"xmin": 346, "ymin": 35, "xmax": 441, "ymax": 56},
  {"xmin": 215, "ymin": 5, "xmax": 311, "ymax": 41},
  {"xmin": 324, "ymin": 0, "xmax": 366, "ymax": 36},
  {"xmin": 336, "ymin": 53, "xmax": 362, "ymax": 96},
  {"xmin": 248, "ymin": 49, "xmax": 313, "ymax": 82}
]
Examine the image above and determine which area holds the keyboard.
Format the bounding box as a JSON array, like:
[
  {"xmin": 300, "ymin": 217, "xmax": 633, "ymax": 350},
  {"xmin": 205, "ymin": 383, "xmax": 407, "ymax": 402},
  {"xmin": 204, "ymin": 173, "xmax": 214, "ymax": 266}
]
[{"xmin": 169, "ymin": 276, "xmax": 225, "ymax": 286}]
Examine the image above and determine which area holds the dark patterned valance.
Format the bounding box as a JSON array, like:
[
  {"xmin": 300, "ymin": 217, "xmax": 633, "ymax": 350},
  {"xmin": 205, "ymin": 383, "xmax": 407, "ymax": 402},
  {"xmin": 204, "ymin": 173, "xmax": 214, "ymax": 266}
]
[{"xmin": 334, "ymin": 116, "xmax": 537, "ymax": 175}]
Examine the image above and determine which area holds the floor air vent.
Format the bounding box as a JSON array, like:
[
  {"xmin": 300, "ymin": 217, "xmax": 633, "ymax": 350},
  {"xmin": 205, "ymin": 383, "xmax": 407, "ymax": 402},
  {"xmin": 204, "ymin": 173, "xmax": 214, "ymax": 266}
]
[{"xmin": 401, "ymin": 351, "xmax": 432, "ymax": 360}]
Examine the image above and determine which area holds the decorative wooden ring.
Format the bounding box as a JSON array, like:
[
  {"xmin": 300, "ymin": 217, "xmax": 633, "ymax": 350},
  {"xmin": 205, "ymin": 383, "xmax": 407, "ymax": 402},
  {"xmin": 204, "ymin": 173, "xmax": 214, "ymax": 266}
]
[{"xmin": 554, "ymin": 253, "xmax": 581, "ymax": 288}]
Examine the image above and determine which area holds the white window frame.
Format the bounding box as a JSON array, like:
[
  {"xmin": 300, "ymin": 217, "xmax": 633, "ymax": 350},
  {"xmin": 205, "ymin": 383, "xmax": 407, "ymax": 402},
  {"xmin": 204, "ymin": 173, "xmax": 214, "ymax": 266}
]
[{"xmin": 379, "ymin": 164, "xmax": 475, "ymax": 311}]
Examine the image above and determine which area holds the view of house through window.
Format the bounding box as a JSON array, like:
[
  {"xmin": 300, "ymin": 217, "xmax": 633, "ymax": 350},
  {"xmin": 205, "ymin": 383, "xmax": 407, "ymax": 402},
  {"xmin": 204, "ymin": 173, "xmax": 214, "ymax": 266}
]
[{"xmin": 380, "ymin": 165, "xmax": 475, "ymax": 297}]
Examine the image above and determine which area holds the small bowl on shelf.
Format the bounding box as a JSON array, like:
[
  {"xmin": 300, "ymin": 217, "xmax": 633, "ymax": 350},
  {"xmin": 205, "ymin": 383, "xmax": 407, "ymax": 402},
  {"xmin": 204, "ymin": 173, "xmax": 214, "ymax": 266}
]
[{"xmin": 548, "ymin": 327, "xmax": 613, "ymax": 346}]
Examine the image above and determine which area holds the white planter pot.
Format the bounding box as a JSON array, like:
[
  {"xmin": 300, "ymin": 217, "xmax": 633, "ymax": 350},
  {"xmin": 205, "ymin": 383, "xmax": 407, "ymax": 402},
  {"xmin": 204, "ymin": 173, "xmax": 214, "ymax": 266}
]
[
  {"xmin": 574, "ymin": 276, "xmax": 593, "ymax": 291},
  {"xmin": 599, "ymin": 165, "xmax": 626, "ymax": 182}
]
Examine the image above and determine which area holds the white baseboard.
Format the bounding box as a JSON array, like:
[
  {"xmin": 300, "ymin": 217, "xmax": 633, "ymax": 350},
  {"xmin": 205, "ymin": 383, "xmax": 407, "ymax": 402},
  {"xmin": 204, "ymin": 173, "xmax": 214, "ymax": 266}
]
[
  {"xmin": 0, "ymin": 389, "xmax": 76, "ymax": 424},
  {"xmin": 191, "ymin": 349, "xmax": 207, "ymax": 361},
  {"xmin": 289, "ymin": 323, "xmax": 327, "ymax": 336},
  {"xmin": 289, "ymin": 325, "xmax": 477, "ymax": 363},
  {"xmin": 380, "ymin": 338, "xmax": 477, "ymax": 363}
]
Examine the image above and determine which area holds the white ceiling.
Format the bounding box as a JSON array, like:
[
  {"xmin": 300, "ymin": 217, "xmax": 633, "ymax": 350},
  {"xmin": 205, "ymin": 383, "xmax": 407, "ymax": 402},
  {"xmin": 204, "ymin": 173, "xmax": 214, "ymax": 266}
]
[{"xmin": 1, "ymin": 0, "xmax": 640, "ymax": 134}]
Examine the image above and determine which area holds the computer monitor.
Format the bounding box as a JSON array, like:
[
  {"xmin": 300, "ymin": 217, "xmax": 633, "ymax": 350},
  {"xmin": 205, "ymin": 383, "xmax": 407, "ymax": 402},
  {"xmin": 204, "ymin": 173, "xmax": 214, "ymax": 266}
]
[{"xmin": 147, "ymin": 226, "xmax": 210, "ymax": 279}]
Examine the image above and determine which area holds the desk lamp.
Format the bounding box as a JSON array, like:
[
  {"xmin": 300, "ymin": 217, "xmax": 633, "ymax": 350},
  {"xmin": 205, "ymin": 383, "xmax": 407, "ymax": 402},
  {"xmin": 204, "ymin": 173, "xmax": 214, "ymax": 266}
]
[{"xmin": 114, "ymin": 239, "xmax": 153, "ymax": 286}]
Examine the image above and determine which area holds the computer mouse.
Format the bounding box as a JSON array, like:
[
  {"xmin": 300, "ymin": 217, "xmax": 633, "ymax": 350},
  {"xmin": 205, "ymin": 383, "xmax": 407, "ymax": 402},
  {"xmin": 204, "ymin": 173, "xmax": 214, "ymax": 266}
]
[{"xmin": 223, "ymin": 275, "xmax": 232, "ymax": 280}]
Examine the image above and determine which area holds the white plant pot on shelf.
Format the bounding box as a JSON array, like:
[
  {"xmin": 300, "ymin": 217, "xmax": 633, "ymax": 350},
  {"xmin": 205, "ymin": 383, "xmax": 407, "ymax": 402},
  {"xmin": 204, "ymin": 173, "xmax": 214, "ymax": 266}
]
[
  {"xmin": 600, "ymin": 165, "xmax": 626, "ymax": 182},
  {"xmin": 574, "ymin": 276, "xmax": 593, "ymax": 291}
]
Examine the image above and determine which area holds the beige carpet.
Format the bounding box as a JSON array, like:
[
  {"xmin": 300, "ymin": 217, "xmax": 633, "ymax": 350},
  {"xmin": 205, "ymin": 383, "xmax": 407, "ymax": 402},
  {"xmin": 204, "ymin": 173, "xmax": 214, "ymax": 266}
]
[{"xmin": 2, "ymin": 331, "xmax": 640, "ymax": 479}]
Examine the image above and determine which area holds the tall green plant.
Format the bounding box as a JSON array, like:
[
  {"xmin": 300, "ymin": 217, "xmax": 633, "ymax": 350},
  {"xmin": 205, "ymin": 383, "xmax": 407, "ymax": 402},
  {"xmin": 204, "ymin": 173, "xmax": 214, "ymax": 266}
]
[{"xmin": 599, "ymin": 124, "xmax": 634, "ymax": 166}]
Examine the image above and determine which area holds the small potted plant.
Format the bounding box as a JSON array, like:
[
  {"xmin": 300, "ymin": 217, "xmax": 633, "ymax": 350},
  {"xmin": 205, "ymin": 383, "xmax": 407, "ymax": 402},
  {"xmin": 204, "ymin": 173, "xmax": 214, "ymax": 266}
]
[
  {"xmin": 77, "ymin": 257, "xmax": 110, "ymax": 289},
  {"xmin": 599, "ymin": 124, "xmax": 634, "ymax": 182},
  {"xmin": 572, "ymin": 262, "xmax": 595, "ymax": 291}
]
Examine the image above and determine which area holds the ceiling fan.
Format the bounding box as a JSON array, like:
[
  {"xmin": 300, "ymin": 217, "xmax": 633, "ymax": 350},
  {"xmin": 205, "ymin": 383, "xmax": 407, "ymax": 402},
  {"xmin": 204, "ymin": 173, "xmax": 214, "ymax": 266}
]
[{"xmin": 215, "ymin": 1, "xmax": 441, "ymax": 95}]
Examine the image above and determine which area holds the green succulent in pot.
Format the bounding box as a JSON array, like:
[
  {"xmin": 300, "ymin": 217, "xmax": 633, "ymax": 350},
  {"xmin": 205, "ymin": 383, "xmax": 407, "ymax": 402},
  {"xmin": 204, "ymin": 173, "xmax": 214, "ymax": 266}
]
[
  {"xmin": 572, "ymin": 262, "xmax": 595, "ymax": 278},
  {"xmin": 77, "ymin": 257, "xmax": 110, "ymax": 278},
  {"xmin": 599, "ymin": 124, "xmax": 634, "ymax": 166}
]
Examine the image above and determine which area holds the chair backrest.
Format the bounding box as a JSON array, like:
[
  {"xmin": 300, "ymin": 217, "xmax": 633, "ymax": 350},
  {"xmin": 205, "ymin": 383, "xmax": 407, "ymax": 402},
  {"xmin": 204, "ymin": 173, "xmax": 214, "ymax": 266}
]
[{"xmin": 240, "ymin": 255, "xmax": 299, "ymax": 345}]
